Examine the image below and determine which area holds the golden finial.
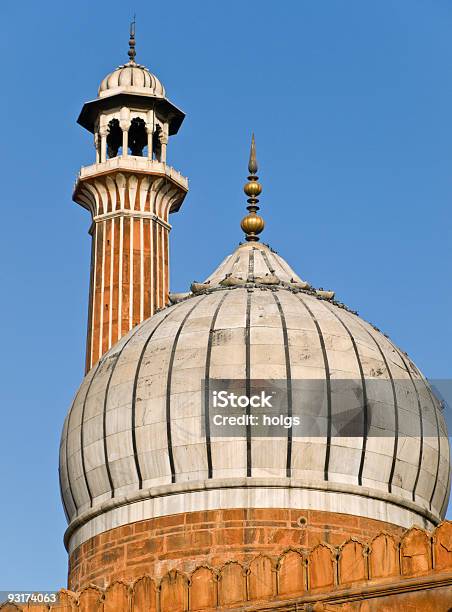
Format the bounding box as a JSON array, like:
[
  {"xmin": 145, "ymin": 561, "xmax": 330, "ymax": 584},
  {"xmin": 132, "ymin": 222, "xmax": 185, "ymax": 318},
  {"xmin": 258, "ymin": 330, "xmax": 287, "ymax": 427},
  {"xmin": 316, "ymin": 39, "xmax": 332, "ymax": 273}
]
[
  {"xmin": 241, "ymin": 134, "xmax": 264, "ymax": 242},
  {"xmin": 128, "ymin": 16, "xmax": 137, "ymax": 63}
]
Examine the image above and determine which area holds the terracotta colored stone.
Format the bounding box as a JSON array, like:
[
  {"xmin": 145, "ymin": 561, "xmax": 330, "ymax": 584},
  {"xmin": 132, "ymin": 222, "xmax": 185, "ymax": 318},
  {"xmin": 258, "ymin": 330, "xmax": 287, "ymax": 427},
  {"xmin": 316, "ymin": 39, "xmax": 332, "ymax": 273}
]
[
  {"xmin": 77, "ymin": 587, "xmax": 103, "ymax": 612},
  {"xmin": 189, "ymin": 567, "xmax": 217, "ymax": 611},
  {"xmin": 159, "ymin": 571, "xmax": 187, "ymax": 612},
  {"xmin": 339, "ymin": 540, "xmax": 367, "ymax": 584},
  {"xmin": 370, "ymin": 533, "xmax": 399, "ymax": 579},
  {"xmin": 278, "ymin": 550, "xmax": 305, "ymax": 596},
  {"xmin": 103, "ymin": 582, "xmax": 129, "ymax": 611},
  {"xmin": 132, "ymin": 576, "xmax": 156, "ymax": 611},
  {"xmin": 309, "ymin": 544, "xmax": 335, "ymax": 590},
  {"xmin": 218, "ymin": 562, "xmax": 246, "ymax": 606},
  {"xmin": 248, "ymin": 555, "xmax": 274, "ymax": 600},
  {"xmin": 434, "ymin": 522, "xmax": 452, "ymax": 571},
  {"xmin": 401, "ymin": 528, "xmax": 431, "ymax": 576}
]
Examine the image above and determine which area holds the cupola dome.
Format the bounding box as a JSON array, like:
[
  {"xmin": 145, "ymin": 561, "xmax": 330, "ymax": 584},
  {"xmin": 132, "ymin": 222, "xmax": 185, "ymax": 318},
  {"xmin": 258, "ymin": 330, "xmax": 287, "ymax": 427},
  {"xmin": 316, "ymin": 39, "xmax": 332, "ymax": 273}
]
[{"xmin": 98, "ymin": 62, "xmax": 166, "ymax": 99}]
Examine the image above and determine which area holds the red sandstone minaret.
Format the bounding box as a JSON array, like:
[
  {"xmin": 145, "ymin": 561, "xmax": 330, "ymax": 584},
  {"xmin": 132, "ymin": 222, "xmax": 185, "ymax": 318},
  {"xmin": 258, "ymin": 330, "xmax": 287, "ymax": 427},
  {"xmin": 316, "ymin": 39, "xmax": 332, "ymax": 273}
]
[{"xmin": 73, "ymin": 22, "xmax": 188, "ymax": 372}]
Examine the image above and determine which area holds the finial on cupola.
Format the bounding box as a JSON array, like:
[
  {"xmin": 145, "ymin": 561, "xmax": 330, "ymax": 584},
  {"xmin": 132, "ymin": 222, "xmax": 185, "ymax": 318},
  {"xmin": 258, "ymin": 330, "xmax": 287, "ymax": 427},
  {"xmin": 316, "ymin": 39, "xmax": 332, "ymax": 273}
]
[
  {"xmin": 128, "ymin": 16, "xmax": 137, "ymax": 63},
  {"xmin": 240, "ymin": 134, "xmax": 265, "ymax": 242}
]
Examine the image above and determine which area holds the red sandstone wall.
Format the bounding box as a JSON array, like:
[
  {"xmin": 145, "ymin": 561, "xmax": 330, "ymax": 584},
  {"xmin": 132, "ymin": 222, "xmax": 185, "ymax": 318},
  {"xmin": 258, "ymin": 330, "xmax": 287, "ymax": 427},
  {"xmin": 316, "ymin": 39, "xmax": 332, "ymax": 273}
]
[
  {"xmin": 68, "ymin": 509, "xmax": 404, "ymax": 591},
  {"xmin": 2, "ymin": 519, "xmax": 450, "ymax": 612}
]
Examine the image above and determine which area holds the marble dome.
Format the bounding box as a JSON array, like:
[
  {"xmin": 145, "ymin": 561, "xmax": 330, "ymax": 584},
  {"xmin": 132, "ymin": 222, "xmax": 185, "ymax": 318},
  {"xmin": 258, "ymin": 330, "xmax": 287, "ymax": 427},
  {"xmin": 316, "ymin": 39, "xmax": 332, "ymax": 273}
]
[
  {"xmin": 59, "ymin": 241, "xmax": 450, "ymax": 552},
  {"xmin": 98, "ymin": 61, "xmax": 166, "ymax": 99}
]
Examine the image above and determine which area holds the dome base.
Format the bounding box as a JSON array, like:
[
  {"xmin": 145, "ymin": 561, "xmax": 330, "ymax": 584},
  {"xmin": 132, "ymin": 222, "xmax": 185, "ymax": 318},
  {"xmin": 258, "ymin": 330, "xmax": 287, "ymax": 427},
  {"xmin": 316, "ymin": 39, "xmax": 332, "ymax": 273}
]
[{"xmin": 68, "ymin": 507, "xmax": 405, "ymax": 591}]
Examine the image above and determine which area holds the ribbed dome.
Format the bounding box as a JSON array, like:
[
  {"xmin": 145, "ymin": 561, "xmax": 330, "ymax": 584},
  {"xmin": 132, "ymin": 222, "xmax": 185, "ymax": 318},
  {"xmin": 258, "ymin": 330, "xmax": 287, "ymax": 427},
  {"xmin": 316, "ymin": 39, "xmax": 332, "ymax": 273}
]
[
  {"xmin": 60, "ymin": 242, "xmax": 450, "ymax": 551},
  {"xmin": 98, "ymin": 61, "xmax": 165, "ymax": 98}
]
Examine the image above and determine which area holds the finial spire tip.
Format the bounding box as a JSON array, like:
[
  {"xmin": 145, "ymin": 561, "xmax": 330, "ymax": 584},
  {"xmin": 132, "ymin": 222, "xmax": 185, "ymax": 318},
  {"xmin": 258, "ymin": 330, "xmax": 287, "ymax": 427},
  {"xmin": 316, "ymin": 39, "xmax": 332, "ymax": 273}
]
[{"xmin": 248, "ymin": 133, "xmax": 258, "ymax": 175}]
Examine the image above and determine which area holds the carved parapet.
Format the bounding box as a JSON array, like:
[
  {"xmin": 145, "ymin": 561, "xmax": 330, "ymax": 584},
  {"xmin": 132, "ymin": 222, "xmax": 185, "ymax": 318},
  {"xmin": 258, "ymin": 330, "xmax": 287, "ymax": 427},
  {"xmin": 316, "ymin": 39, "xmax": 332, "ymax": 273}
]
[{"xmin": 5, "ymin": 521, "xmax": 452, "ymax": 611}]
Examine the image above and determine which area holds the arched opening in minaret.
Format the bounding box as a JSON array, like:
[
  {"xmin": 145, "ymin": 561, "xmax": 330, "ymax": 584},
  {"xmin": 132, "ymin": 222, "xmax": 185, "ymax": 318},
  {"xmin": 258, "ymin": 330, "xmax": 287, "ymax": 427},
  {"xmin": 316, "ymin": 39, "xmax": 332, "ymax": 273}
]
[
  {"xmin": 153, "ymin": 124, "xmax": 162, "ymax": 161},
  {"xmin": 107, "ymin": 119, "xmax": 122, "ymax": 158},
  {"xmin": 129, "ymin": 117, "xmax": 147, "ymax": 156}
]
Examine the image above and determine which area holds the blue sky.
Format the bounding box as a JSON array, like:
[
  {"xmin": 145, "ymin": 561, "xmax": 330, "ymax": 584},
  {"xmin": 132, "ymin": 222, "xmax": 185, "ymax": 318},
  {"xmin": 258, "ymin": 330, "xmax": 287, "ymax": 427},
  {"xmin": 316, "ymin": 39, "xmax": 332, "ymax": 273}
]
[{"xmin": 1, "ymin": 0, "xmax": 451, "ymax": 590}]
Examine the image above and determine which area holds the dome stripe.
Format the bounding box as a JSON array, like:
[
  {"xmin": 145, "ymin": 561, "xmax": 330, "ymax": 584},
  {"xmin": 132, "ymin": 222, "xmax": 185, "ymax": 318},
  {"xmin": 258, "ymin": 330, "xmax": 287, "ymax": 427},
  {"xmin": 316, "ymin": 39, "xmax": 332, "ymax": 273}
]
[
  {"xmin": 297, "ymin": 295, "xmax": 332, "ymax": 481},
  {"xmin": 425, "ymin": 384, "xmax": 442, "ymax": 509},
  {"xmin": 261, "ymin": 249, "xmax": 275, "ymax": 274},
  {"xmin": 80, "ymin": 359, "xmax": 103, "ymax": 507},
  {"xmin": 351, "ymin": 315, "xmax": 400, "ymax": 494},
  {"xmin": 166, "ymin": 296, "xmax": 208, "ymax": 484},
  {"xmin": 272, "ymin": 252, "xmax": 291, "ymax": 279},
  {"xmin": 248, "ymin": 249, "xmax": 255, "ymax": 280},
  {"xmin": 246, "ymin": 291, "xmax": 252, "ymax": 476},
  {"xmin": 58, "ymin": 464, "xmax": 70, "ymax": 522},
  {"xmin": 204, "ymin": 292, "xmax": 230, "ymax": 479},
  {"xmin": 103, "ymin": 319, "xmax": 149, "ymax": 498},
  {"xmin": 65, "ymin": 379, "xmax": 93, "ymax": 515},
  {"xmin": 382, "ymin": 334, "xmax": 444, "ymax": 512},
  {"xmin": 372, "ymin": 328, "xmax": 450, "ymax": 514},
  {"xmin": 131, "ymin": 309, "xmax": 177, "ymax": 489},
  {"xmin": 62, "ymin": 413, "xmax": 77, "ymax": 517},
  {"xmin": 273, "ymin": 292, "xmax": 293, "ymax": 477},
  {"xmin": 230, "ymin": 253, "xmax": 241, "ymax": 276},
  {"xmin": 440, "ymin": 444, "xmax": 451, "ymax": 517},
  {"xmin": 323, "ymin": 303, "xmax": 368, "ymax": 486},
  {"xmin": 380, "ymin": 339, "xmax": 424, "ymax": 503},
  {"xmin": 59, "ymin": 418, "xmax": 71, "ymax": 520}
]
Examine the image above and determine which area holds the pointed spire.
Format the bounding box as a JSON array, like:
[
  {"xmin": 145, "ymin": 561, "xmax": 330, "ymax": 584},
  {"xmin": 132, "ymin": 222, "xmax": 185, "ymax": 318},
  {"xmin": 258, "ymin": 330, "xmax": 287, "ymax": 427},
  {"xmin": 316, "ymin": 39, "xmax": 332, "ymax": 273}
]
[
  {"xmin": 248, "ymin": 133, "xmax": 258, "ymax": 175},
  {"xmin": 241, "ymin": 134, "xmax": 265, "ymax": 242},
  {"xmin": 128, "ymin": 16, "xmax": 137, "ymax": 63}
]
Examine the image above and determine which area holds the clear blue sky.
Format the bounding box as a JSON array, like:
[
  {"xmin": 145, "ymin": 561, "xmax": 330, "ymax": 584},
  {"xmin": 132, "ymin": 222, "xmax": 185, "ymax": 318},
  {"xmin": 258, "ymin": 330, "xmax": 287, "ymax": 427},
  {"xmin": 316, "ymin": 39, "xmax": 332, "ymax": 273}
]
[{"xmin": 1, "ymin": 0, "xmax": 451, "ymax": 590}]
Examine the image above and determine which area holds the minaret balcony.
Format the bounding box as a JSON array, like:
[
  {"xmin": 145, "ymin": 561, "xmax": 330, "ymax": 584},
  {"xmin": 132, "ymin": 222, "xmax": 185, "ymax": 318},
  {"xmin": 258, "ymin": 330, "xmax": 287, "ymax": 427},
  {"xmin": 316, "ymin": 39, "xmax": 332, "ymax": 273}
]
[{"xmin": 75, "ymin": 156, "xmax": 188, "ymax": 190}]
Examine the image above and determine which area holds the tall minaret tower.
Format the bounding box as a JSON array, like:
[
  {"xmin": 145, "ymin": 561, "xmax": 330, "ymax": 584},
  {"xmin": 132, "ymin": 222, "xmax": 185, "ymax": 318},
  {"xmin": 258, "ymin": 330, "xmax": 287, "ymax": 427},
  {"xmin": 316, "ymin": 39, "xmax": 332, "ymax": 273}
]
[{"xmin": 74, "ymin": 23, "xmax": 188, "ymax": 372}]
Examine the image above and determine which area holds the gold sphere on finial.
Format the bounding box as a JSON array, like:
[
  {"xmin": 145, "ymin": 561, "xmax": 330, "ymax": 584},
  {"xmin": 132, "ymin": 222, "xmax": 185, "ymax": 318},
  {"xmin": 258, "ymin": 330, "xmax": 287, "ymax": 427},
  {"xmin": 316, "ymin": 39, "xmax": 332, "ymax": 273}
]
[
  {"xmin": 241, "ymin": 134, "xmax": 264, "ymax": 242},
  {"xmin": 241, "ymin": 213, "xmax": 265, "ymax": 238}
]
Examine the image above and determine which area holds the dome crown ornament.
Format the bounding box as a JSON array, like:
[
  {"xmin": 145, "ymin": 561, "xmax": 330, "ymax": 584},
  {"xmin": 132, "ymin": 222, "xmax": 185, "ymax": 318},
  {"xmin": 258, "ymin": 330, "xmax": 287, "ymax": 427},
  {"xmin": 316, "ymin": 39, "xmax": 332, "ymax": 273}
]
[
  {"xmin": 128, "ymin": 16, "xmax": 137, "ymax": 63},
  {"xmin": 241, "ymin": 134, "xmax": 265, "ymax": 241}
]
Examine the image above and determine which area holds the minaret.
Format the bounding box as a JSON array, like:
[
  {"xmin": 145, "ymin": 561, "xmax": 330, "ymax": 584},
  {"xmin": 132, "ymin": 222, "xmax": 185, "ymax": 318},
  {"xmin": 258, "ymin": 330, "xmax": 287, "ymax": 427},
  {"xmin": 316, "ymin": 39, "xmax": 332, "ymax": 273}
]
[{"xmin": 74, "ymin": 22, "xmax": 188, "ymax": 372}]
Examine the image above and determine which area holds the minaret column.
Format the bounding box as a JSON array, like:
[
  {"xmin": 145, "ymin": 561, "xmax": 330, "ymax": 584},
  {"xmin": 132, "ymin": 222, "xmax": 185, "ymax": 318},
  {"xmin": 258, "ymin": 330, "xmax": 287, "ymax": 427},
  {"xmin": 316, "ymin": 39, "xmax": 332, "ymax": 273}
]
[
  {"xmin": 120, "ymin": 107, "xmax": 131, "ymax": 157},
  {"xmin": 99, "ymin": 115, "xmax": 108, "ymax": 164},
  {"xmin": 146, "ymin": 110, "xmax": 155, "ymax": 160},
  {"xmin": 94, "ymin": 132, "xmax": 100, "ymax": 163},
  {"xmin": 159, "ymin": 123, "xmax": 169, "ymax": 163},
  {"xmin": 74, "ymin": 168, "xmax": 187, "ymax": 373}
]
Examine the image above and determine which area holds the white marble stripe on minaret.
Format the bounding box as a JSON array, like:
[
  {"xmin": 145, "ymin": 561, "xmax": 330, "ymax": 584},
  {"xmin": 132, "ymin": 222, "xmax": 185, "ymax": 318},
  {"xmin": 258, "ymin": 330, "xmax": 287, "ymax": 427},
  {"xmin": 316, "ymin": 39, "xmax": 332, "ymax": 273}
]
[
  {"xmin": 99, "ymin": 219, "xmax": 107, "ymax": 361},
  {"xmin": 161, "ymin": 225, "xmax": 166, "ymax": 307},
  {"xmin": 156, "ymin": 221, "xmax": 160, "ymax": 308},
  {"xmin": 108, "ymin": 218, "xmax": 115, "ymax": 349},
  {"xmin": 129, "ymin": 217, "xmax": 134, "ymax": 331},
  {"xmin": 150, "ymin": 219, "xmax": 154, "ymax": 315},
  {"xmin": 163, "ymin": 230, "xmax": 170, "ymax": 306},
  {"xmin": 90, "ymin": 227, "xmax": 98, "ymax": 370},
  {"xmin": 140, "ymin": 218, "xmax": 144, "ymax": 321},
  {"xmin": 118, "ymin": 216, "xmax": 123, "ymax": 339}
]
